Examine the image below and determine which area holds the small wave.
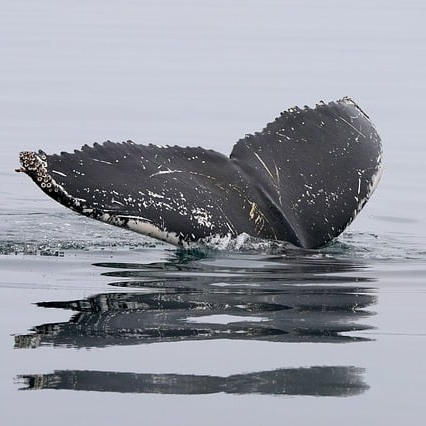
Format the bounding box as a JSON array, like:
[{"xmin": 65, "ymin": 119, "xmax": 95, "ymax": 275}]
[
  {"xmin": 0, "ymin": 239, "xmax": 160, "ymax": 256},
  {"xmin": 197, "ymin": 231, "xmax": 426, "ymax": 261},
  {"xmin": 2, "ymin": 230, "xmax": 424, "ymax": 261},
  {"xmin": 0, "ymin": 210, "xmax": 161, "ymax": 255},
  {"xmin": 1, "ymin": 211, "xmax": 425, "ymax": 261},
  {"xmin": 197, "ymin": 233, "xmax": 296, "ymax": 253}
]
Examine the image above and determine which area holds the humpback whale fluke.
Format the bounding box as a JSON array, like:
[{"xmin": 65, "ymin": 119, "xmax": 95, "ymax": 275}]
[{"xmin": 18, "ymin": 97, "xmax": 382, "ymax": 249}]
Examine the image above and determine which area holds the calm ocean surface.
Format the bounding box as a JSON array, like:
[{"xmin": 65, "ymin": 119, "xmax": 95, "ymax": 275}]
[{"xmin": 1, "ymin": 1, "xmax": 425, "ymax": 425}]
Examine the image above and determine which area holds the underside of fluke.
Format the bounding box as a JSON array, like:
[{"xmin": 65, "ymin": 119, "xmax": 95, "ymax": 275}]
[{"xmin": 18, "ymin": 97, "xmax": 382, "ymax": 249}]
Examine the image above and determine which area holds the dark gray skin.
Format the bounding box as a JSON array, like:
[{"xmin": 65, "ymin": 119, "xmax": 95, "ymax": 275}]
[{"xmin": 18, "ymin": 97, "xmax": 382, "ymax": 249}]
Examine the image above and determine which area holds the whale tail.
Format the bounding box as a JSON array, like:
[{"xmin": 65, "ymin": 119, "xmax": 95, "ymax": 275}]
[{"xmin": 18, "ymin": 97, "xmax": 382, "ymax": 248}]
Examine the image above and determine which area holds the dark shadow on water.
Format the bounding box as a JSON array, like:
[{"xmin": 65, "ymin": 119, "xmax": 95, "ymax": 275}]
[
  {"xmin": 14, "ymin": 248, "xmax": 377, "ymax": 397},
  {"xmin": 18, "ymin": 366, "xmax": 368, "ymax": 396}
]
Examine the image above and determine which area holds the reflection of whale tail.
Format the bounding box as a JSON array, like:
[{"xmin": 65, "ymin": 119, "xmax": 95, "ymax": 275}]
[
  {"xmin": 18, "ymin": 97, "xmax": 382, "ymax": 248},
  {"xmin": 13, "ymin": 280, "xmax": 376, "ymax": 349},
  {"xmin": 18, "ymin": 367, "xmax": 368, "ymax": 397}
]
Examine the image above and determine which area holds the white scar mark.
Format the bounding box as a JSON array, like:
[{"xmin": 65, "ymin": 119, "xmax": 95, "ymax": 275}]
[
  {"xmin": 51, "ymin": 170, "xmax": 67, "ymax": 177},
  {"xmin": 273, "ymin": 161, "xmax": 280, "ymax": 183},
  {"xmin": 116, "ymin": 214, "xmax": 153, "ymax": 223},
  {"xmin": 92, "ymin": 158, "xmax": 113, "ymax": 165},
  {"xmin": 147, "ymin": 190, "xmax": 163, "ymax": 197},
  {"xmin": 149, "ymin": 169, "xmax": 184, "ymax": 178},
  {"xmin": 253, "ymin": 152, "xmax": 274, "ymax": 180},
  {"xmin": 274, "ymin": 161, "xmax": 283, "ymax": 205},
  {"xmin": 339, "ymin": 116, "xmax": 365, "ymax": 138},
  {"xmin": 253, "ymin": 152, "xmax": 283, "ymax": 205}
]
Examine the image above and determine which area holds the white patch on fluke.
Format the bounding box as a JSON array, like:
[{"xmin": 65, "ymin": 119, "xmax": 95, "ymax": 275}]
[
  {"xmin": 125, "ymin": 217, "xmax": 183, "ymax": 246},
  {"xmin": 191, "ymin": 207, "xmax": 213, "ymax": 229}
]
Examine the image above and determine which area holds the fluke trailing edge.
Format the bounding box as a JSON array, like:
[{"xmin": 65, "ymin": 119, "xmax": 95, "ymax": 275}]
[{"xmin": 17, "ymin": 97, "xmax": 382, "ymax": 249}]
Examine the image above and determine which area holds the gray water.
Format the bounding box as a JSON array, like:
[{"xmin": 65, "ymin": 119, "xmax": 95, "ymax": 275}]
[{"xmin": 1, "ymin": 1, "xmax": 426, "ymax": 425}]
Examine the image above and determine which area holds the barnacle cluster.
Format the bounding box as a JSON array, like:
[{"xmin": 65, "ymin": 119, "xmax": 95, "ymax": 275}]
[{"xmin": 19, "ymin": 151, "xmax": 57, "ymax": 192}]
